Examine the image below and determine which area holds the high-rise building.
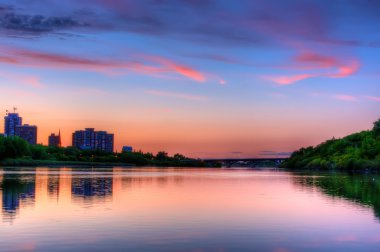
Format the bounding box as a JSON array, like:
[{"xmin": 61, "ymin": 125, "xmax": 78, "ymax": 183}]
[
  {"xmin": 4, "ymin": 112, "xmax": 22, "ymax": 137},
  {"xmin": 96, "ymin": 131, "xmax": 114, "ymax": 153},
  {"xmin": 72, "ymin": 128, "xmax": 114, "ymax": 152},
  {"xmin": 48, "ymin": 130, "xmax": 61, "ymax": 147},
  {"xmin": 15, "ymin": 124, "xmax": 37, "ymax": 145}
]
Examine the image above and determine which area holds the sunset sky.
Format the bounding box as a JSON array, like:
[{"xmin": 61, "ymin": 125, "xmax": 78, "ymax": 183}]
[{"xmin": 0, "ymin": 0, "xmax": 379, "ymax": 158}]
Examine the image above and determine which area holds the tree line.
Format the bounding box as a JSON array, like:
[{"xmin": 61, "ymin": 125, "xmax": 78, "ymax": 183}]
[
  {"xmin": 0, "ymin": 135, "xmax": 216, "ymax": 167},
  {"xmin": 281, "ymin": 119, "xmax": 380, "ymax": 170}
]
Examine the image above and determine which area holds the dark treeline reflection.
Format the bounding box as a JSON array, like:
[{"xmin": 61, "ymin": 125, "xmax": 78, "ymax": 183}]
[
  {"xmin": 295, "ymin": 172, "xmax": 380, "ymax": 220},
  {"xmin": 0, "ymin": 167, "xmax": 184, "ymax": 221},
  {"xmin": 1, "ymin": 173, "xmax": 35, "ymax": 220}
]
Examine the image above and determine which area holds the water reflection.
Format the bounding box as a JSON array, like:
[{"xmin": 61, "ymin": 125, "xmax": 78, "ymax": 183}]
[
  {"xmin": 0, "ymin": 167, "xmax": 186, "ymax": 222},
  {"xmin": 1, "ymin": 167, "xmax": 380, "ymax": 251},
  {"xmin": 72, "ymin": 177, "xmax": 113, "ymax": 198},
  {"xmin": 294, "ymin": 172, "xmax": 380, "ymax": 221},
  {"xmin": 1, "ymin": 173, "xmax": 35, "ymax": 221}
]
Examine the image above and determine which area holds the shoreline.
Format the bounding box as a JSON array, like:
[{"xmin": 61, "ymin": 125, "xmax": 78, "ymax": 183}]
[{"xmin": 0, "ymin": 159, "xmax": 221, "ymax": 168}]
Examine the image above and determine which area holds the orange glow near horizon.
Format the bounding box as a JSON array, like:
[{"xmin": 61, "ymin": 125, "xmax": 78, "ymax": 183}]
[{"xmin": 2, "ymin": 100, "xmax": 374, "ymax": 158}]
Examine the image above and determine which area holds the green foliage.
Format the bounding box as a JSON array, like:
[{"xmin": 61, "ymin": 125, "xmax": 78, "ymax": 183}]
[
  {"xmin": 0, "ymin": 135, "xmax": 207, "ymax": 167},
  {"xmin": 0, "ymin": 135, "xmax": 30, "ymax": 159},
  {"xmin": 30, "ymin": 145, "xmax": 49, "ymax": 160},
  {"xmin": 374, "ymin": 119, "xmax": 380, "ymax": 136},
  {"xmin": 156, "ymin": 151, "xmax": 169, "ymax": 161},
  {"xmin": 282, "ymin": 120, "xmax": 380, "ymax": 170}
]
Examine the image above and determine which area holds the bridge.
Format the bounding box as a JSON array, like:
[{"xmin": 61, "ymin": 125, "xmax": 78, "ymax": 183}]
[{"xmin": 202, "ymin": 158, "xmax": 288, "ymax": 168}]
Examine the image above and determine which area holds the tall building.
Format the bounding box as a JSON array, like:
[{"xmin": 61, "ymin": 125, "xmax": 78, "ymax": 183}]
[
  {"xmin": 15, "ymin": 124, "xmax": 37, "ymax": 145},
  {"xmin": 48, "ymin": 130, "xmax": 61, "ymax": 147},
  {"xmin": 72, "ymin": 128, "xmax": 114, "ymax": 152},
  {"xmin": 4, "ymin": 112, "xmax": 22, "ymax": 137},
  {"xmin": 96, "ymin": 131, "xmax": 114, "ymax": 153}
]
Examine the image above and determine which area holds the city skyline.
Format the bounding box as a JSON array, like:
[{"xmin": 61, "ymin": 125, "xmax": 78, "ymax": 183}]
[
  {"xmin": 3, "ymin": 109, "xmax": 115, "ymax": 152},
  {"xmin": 4, "ymin": 110, "xmax": 37, "ymax": 145},
  {"xmin": 0, "ymin": 1, "xmax": 379, "ymax": 158}
]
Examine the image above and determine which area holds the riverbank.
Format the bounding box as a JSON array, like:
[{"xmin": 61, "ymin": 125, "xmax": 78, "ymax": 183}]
[
  {"xmin": 281, "ymin": 119, "xmax": 380, "ymax": 170},
  {"xmin": 0, "ymin": 158, "xmax": 221, "ymax": 168},
  {"xmin": 0, "ymin": 159, "xmax": 133, "ymax": 167},
  {"xmin": 0, "ymin": 135, "xmax": 222, "ymax": 168}
]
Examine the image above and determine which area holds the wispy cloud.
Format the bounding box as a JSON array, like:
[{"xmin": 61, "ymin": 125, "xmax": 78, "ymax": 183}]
[
  {"xmin": 364, "ymin": 95, "xmax": 380, "ymax": 102},
  {"xmin": 334, "ymin": 94, "xmax": 358, "ymax": 102},
  {"xmin": 84, "ymin": 0, "xmax": 370, "ymax": 48},
  {"xmin": 0, "ymin": 13, "xmax": 82, "ymax": 34},
  {"xmin": 263, "ymin": 51, "xmax": 360, "ymax": 85},
  {"xmin": 142, "ymin": 56, "xmax": 205, "ymax": 82},
  {"xmin": 328, "ymin": 60, "xmax": 360, "ymax": 78},
  {"xmin": 262, "ymin": 74, "xmax": 315, "ymax": 85},
  {"xmin": 186, "ymin": 53, "xmax": 246, "ymax": 65},
  {"xmin": 1, "ymin": 0, "xmax": 378, "ymax": 51},
  {"xmin": 145, "ymin": 89, "xmax": 208, "ymax": 101},
  {"xmin": 0, "ymin": 45, "xmax": 206, "ymax": 82},
  {"xmin": 294, "ymin": 52, "xmax": 337, "ymax": 68}
]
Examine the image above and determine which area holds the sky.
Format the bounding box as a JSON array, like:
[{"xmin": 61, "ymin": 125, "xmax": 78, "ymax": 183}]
[{"xmin": 0, "ymin": 0, "xmax": 379, "ymax": 158}]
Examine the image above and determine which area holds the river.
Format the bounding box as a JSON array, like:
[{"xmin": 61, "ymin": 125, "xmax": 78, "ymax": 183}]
[{"xmin": 0, "ymin": 167, "xmax": 379, "ymax": 251}]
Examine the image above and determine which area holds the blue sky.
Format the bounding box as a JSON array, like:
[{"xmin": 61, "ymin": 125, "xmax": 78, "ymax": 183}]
[{"xmin": 0, "ymin": 0, "xmax": 379, "ymax": 157}]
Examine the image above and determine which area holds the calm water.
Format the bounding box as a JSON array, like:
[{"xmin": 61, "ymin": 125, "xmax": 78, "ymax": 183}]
[{"xmin": 1, "ymin": 167, "xmax": 380, "ymax": 252}]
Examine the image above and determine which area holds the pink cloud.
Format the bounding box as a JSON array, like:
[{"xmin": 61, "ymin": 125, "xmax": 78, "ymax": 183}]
[
  {"xmin": 364, "ymin": 95, "xmax": 380, "ymax": 102},
  {"xmin": 0, "ymin": 45, "xmax": 206, "ymax": 82},
  {"xmin": 329, "ymin": 60, "xmax": 360, "ymax": 78},
  {"xmin": 169, "ymin": 64, "xmax": 205, "ymax": 82},
  {"xmin": 139, "ymin": 55, "xmax": 206, "ymax": 82},
  {"xmin": 263, "ymin": 51, "xmax": 360, "ymax": 85},
  {"xmin": 145, "ymin": 89, "xmax": 208, "ymax": 101},
  {"xmin": 263, "ymin": 74, "xmax": 315, "ymax": 85},
  {"xmin": 294, "ymin": 51, "xmax": 337, "ymax": 68},
  {"xmin": 290, "ymin": 51, "xmax": 360, "ymax": 78},
  {"xmin": 334, "ymin": 94, "xmax": 358, "ymax": 102}
]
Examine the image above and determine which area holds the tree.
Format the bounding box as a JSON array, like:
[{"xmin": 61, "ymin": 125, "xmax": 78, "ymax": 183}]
[
  {"xmin": 3, "ymin": 137, "xmax": 30, "ymax": 159},
  {"xmin": 156, "ymin": 151, "xmax": 168, "ymax": 161},
  {"xmin": 373, "ymin": 119, "xmax": 380, "ymax": 136},
  {"xmin": 173, "ymin": 153, "xmax": 186, "ymax": 161},
  {"xmin": 0, "ymin": 135, "xmax": 5, "ymax": 159},
  {"xmin": 30, "ymin": 145, "xmax": 48, "ymax": 160}
]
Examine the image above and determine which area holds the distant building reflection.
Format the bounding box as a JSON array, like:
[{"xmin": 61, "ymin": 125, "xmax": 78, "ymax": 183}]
[
  {"xmin": 1, "ymin": 167, "xmax": 185, "ymax": 222},
  {"xmin": 1, "ymin": 171, "xmax": 35, "ymax": 221},
  {"xmin": 48, "ymin": 175, "xmax": 60, "ymax": 198},
  {"xmin": 72, "ymin": 177, "xmax": 113, "ymax": 198}
]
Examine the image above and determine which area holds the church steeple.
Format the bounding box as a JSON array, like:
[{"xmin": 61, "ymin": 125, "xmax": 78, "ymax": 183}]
[{"xmin": 58, "ymin": 129, "xmax": 61, "ymax": 147}]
